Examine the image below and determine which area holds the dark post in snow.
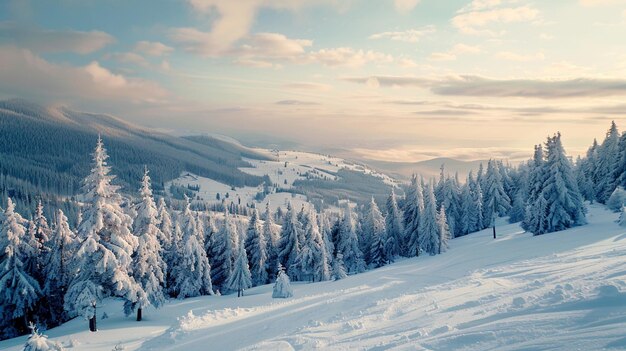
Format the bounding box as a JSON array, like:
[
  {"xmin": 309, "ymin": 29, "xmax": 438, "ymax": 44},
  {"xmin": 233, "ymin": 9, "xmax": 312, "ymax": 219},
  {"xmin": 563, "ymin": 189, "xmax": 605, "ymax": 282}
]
[
  {"xmin": 492, "ymin": 212, "xmax": 496, "ymax": 239},
  {"xmin": 137, "ymin": 307, "xmax": 142, "ymax": 322},
  {"xmin": 89, "ymin": 301, "xmax": 97, "ymax": 332}
]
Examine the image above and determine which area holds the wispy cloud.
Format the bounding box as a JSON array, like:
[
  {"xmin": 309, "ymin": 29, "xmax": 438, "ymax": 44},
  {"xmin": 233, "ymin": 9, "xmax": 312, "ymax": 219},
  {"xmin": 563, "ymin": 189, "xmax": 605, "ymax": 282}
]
[
  {"xmin": 368, "ymin": 26, "xmax": 435, "ymax": 43},
  {"xmin": 452, "ymin": 2, "xmax": 539, "ymax": 35},
  {"xmin": 343, "ymin": 75, "xmax": 626, "ymax": 98},
  {"xmin": 0, "ymin": 21, "xmax": 114, "ymax": 54},
  {"xmin": 134, "ymin": 41, "xmax": 173, "ymax": 56}
]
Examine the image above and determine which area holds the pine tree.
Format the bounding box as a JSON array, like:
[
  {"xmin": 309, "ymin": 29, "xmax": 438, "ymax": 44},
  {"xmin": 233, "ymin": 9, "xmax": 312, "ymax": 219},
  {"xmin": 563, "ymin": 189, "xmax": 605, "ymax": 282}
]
[
  {"xmin": 331, "ymin": 253, "xmax": 348, "ymax": 280},
  {"xmin": 418, "ymin": 183, "xmax": 439, "ymax": 256},
  {"xmin": 383, "ymin": 189, "xmax": 403, "ymax": 262},
  {"xmin": 262, "ymin": 203, "xmax": 279, "ymax": 282},
  {"xmin": 522, "ymin": 145, "xmax": 546, "ymax": 232},
  {"xmin": 538, "ymin": 133, "xmax": 587, "ymax": 234},
  {"xmin": 483, "ymin": 159, "xmax": 511, "ymax": 228},
  {"xmin": 33, "ymin": 200, "xmax": 51, "ymax": 261},
  {"xmin": 0, "ymin": 198, "xmax": 42, "ymax": 338},
  {"xmin": 227, "ymin": 242, "xmax": 252, "ymax": 297},
  {"xmin": 596, "ymin": 121, "xmax": 620, "ymax": 203},
  {"xmin": 211, "ymin": 208, "xmax": 238, "ymax": 291},
  {"xmin": 471, "ymin": 175, "xmax": 485, "ymax": 230},
  {"xmin": 43, "ymin": 209, "xmax": 77, "ymax": 324},
  {"xmin": 245, "ymin": 208, "xmax": 268, "ymax": 286},
  {"xmin": 318, "ymin": 210, "xmax": 335, "ymax": 277},
  {"xmin": 156, "ymin": 197, "xmax": 173, "ymax": 250},
  {"xmin": 404, "ymin": 175, "xmax": 424, "ymax": 257},
  {"xmin": 171, "ymin": 196, "xmax": 213, "ymax": 298},
  {"xmin": 440, "ymin": 176, "xmax": 461, "ymax": 237},
  {"xmin": 337, "ymin": 204, "xmax": 365, "ymax": 274},
  {"xmin": 459, "ymin": 176, "xmax": 480, "ymax": 235},
  {"xmin": 65, "ymin": 137, "xmax": 140, "ymax": 332},
  {"xmin": 277, "ymin": 203, "xmax": 302, "ymax": 280},
  {"xmin": 437, "ymin": 205, "xmax": 451, "ymax": 254},
  {"xmin": 127, "ymin": 168, "xmax": 167, "ymax": 320},
  {"xmin": 362, "ymin": 198, "xmax": 386, "ymax": 268}
]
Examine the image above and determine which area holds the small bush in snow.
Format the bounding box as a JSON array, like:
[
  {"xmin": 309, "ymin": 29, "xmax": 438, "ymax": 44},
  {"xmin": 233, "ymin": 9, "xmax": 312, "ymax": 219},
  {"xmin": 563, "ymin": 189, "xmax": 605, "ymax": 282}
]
[
  {"xmin": 607, "ymin": 187, "xmax": 626, "ymax": 212},
  {"xmin": 23, "ymin": 323, "xmax": 65, "ymax": 351},
  {"xmin": 272, "ymin": 265, "xmax": 293, "ymax": 298}
]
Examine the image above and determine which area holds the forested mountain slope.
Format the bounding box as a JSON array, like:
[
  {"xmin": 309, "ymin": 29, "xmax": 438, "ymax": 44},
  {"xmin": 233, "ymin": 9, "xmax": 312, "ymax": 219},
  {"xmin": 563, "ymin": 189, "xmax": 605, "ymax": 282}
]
[{"xmin": 0, "ymin": 99, "xmax": 270, "ymax": 215}]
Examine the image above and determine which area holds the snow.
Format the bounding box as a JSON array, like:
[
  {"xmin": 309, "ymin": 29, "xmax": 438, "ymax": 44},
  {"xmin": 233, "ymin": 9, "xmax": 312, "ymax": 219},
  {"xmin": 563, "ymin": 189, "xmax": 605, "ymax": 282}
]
[
  {"xmin": 3, "ymin": 204, "xmax": 626, "ymax": 350},
  {"xmin": 166, "ymin": 149, "xmax": 397, "ymax": 211}
]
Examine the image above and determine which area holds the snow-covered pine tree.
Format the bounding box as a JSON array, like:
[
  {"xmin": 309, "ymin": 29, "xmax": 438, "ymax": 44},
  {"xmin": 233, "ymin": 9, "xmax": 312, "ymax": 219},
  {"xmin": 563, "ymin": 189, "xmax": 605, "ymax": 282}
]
[
  {"xmin": 272, "ymin": 264, "xmax": 293, "ymax": 298},
  {"xmin": 440, "ymin": 176, "xmax": 461, "ymax": 237},
  {"xmin": 405, "ymin": 175, "xmax": 424, "ymax": 257},
  {"xmin": 318, "ymin": 210, "xmax": 335, "ymax": 276},
  {"xmin": 362, "ymin": 197, "xmax": 386, "ymax": 268},
  {"xmin": 437, "ymin": 205, "xmax": 451, "ymax": 254},
  {"xmin": 459, "ymin": 181, "xmax": 477, "ymax": 236},
  {"xmin": 227, "ymin": 241, "xmax": 252, "ymax": 297},
  {"xmin": 383, "ymin": 189, "xmax": 403, "ymax": 262},
  {"xmin": 277, "ymin": 203, "xmax": 302, "ymax": 280},
  {"xmin": 24, "ymin": 219, "xmax": 41, "ymax": 283},
  {"xmin": 331, "ymin": 253, "xmax": 348, "ymax": 280},
  {"xmin": 483, "ymin": 159, "xmax": 511, "ymax": 229},
  {"xmin": 43, "ymin": 209, "xmax": 77, "ymax": 324},
  {"xmin": 470, "ymin": 173, "xmax": 485, "ymax": 230},
  {"xmin": 127, "ymin": 168, "xmax": 167, "ymax": 321},
  {"xmin": 418, "ymin": 183, "xmax": 439, "ymax": 256},
  {"xmin": 0, "ymin": 198, "xmax": 42, "ymax": 338},
  {"xmin": 262, "ymin": 203, "xmax": 279, "ymax": 282},
  {"xmin": 156, "ymin": 197, "xmax": 173, "ymax": 250},
  {"xmin": 245, "ymin": 207, "xmax": 268, "ymax": 286},
  {"xmin": 595, "ymin": 121, "xmax": 620, "ymax": 203},
  {"xmin": 166, "ymin": 220, "xmax": 183, "ymax": 296},
  {"xmin": 33, "ymin": 200, "xmax": 51, "ymax": 262},
  {"xmin": 538, "ymin": 133, "xmax": 587, "ymax": 234},
  {"xmin": 522, "ymin": 145, "xmax": 546, "ymax": 233},
  {"xmin": 65, "ymin": 137, "xmax": 140, "ymax": 332},
  {"xmin": 170, "ymin": 195, "xmax": 213, "ymax": 298},
  {"xmin": 210, "ymin": 208, "xmax": 238, "ymax": 291},
  {"xmin": 337, "ymin": 203, "xmax": 365, "ymax": 274}
]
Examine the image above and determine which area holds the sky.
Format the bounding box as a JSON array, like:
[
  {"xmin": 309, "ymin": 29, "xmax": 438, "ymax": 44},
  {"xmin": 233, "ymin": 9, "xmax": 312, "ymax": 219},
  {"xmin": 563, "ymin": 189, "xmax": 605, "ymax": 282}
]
[{"xmin": 1, "ymin": 0, "xmax": 626, "ymax": 162}]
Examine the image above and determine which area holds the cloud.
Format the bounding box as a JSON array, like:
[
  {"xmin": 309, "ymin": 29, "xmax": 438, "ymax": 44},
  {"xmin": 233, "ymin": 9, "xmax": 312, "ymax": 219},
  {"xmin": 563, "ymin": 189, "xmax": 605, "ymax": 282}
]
[
  {"xmin": 181, "ymin": 0, "xmax": 340, "ymax": 55},
  {"xmin": 368, "ymin": 26, "xmax": 435, "ymax": 43},
  {"xmin": 108, "ymin": 52, "xmax": 151, "ymax": 67},
  {"xmin": 0, "ymin": 46, "xmax": 167, "ymax": 105},
  {"xmin": 283, "ymin": 82, "xmax": 333, "ymax": 91},
  {"xmin": 353, "ymin": 145, "xmax": 530, "ymax": 162},
  {"xmin": 451, "ymin": 43, "xmax": 481, "ymax": 54},
  {"xmin": 0, "ymin": 21, "xmax": 114, "ymax": 54},
  {"xmin": 275, "ymin": 100, "xmax": 320, "ymax": 105},
  {"xmin": 429, "ymin": 52, "xmax": 457, "ymax": 61},
  {"xmin": 495, "ymin": 51, "xmax": 545, "ymax": 61},
  {"xmin": 343, "ymin": 75, "xmax": 626, "ymax": 98},
  {"xmin": 233, "ymin": 32, "xmax": 312, "ymax": 58},
  {"xmin": 307, "ymin": 47, "xmax": 393, "ymax": 67},
  {"xmin": 579, "ymin": 0, "xmax": 626, "ymax": 6},
  {"xmin": 394, "ymin": 0, "xmax": 421, "ymax": 12},
  {"xmin": 134, "ymin": 41, "xmax": 173, "ymax": 56},
  {"xmin": 234, "ymin": 58, "xmax": 280, "ymax": 68},
  {"xmin": 452, "ymin": 5, "xmax": 539, "ymax": 35}
]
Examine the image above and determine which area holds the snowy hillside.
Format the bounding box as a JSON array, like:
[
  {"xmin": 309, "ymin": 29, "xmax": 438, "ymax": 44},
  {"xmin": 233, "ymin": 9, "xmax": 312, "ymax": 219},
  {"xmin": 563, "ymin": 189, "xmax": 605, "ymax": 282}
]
[
  {"xmin": 167, "ymin": 149, "xmax": 399, "ymax": 209},
  {"xmin": 3, "ymin": 204, "xmax": 626, "ymax": 351}
]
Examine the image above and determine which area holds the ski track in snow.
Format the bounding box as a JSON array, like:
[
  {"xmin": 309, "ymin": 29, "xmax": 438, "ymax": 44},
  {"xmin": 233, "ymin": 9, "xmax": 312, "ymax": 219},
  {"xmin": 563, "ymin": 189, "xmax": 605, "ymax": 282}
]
[{"xmin": 2, "ymin": 204, "xmax": 626, "ymax": 350}]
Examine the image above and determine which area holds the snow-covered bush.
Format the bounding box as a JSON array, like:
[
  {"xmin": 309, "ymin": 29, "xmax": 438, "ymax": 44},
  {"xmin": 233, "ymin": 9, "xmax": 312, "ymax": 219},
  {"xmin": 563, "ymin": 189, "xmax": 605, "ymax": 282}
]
[
  {"xmin": 607, "ymin": 187, "xmax": 626, "ymax": 212},
  {"xmin": 272, "ymin": 265, "xmax": 293, "ymax": 298},
  {"xmin": 23, "ymin": 323, "xmax": 65, "ymax": 351}
]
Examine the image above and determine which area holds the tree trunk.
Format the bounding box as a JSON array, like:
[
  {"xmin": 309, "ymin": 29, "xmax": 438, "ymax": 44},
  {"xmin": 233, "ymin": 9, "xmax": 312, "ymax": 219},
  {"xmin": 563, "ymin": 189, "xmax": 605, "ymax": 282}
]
[
  {"xmin": 136, "ymin": 308, "xmax": 142, "ymax": 322},
  {"xmin": 493, "ymin": 226, "xmax": 496, "ymax": 239},
  {"xmin": 89, "ymin": 316, "xmax": 97, "ymax": 332}
]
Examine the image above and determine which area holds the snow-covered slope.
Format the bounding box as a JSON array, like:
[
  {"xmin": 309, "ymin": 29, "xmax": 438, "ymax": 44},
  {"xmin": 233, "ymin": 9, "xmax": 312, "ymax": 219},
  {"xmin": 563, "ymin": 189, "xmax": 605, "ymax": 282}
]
[{"xmin": 3, "ymin": 204, "xmax": 626, "ymax": 350}]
